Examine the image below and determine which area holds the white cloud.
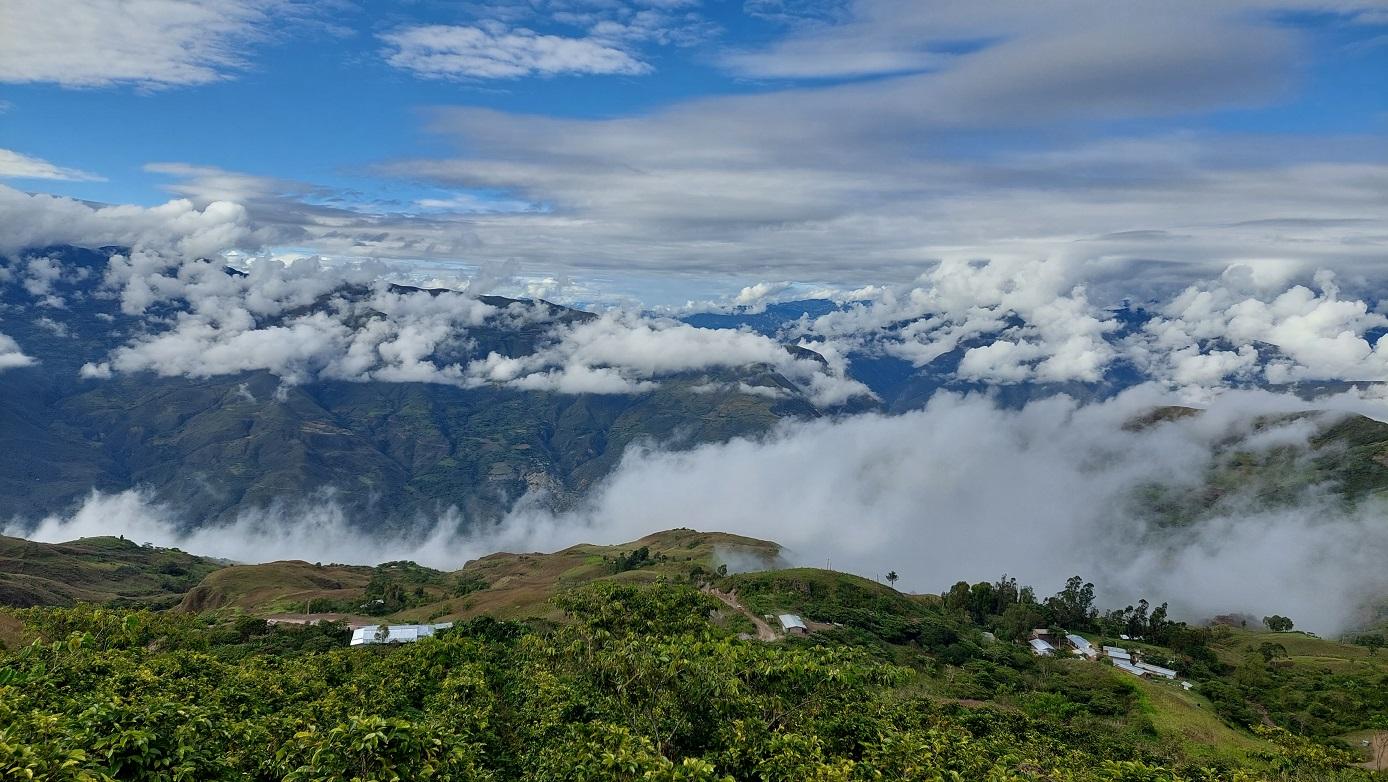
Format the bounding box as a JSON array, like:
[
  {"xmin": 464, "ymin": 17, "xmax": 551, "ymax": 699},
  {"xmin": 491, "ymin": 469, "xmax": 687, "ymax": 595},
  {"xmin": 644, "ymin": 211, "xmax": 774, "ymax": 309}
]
[
  {"xmin": 342, "ymin": 0, "xmax": 1385, "ymax": 288},
  {"xmin": 461, "ymin": 310, "xmax": 872, "ymax": 406},
  {"xmin": 721, "ymin": 0, "xmax": 1385, "ymax": 81},
  {"xmin": 0, "ymin": 149, "xmax": 103, "ymax": 181},
  {"xmin": 38, "ymin": 249, "xmax": 866, "ymax": 406},
  {"xmin": 0, "ymin": 333, "xmax": 34, "ymax": 370},
  {"xmin": 0, "ymin": 184, "xmax": 265, "ymax": 258},
  {"xmin": 0, "ymin": 0, "xmax": 292, "ymax": 89},
  {"xmin": 381, "ymin": 23, "xmax": 651, "ymax": 80},
  {"xmin": 1132, "ymin": 268, "xmax": 1388, "ymax": 386},
  {"xmin": 732, "ymin": 281, "xmax": 792, "ymax": 313}
]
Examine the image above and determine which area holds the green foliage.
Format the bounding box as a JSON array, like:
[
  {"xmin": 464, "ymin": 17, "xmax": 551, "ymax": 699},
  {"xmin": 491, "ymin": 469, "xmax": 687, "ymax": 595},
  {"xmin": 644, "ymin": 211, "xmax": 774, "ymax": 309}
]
[
  {"xmin": 1353, "ymin": 633, "xmax": 1384, "ymax": 656},
  {"xmin": 1196, "ymin": 632, "xmax": 1388, "ymax": 739},
  {"xmin": 0, "ymin": 580, "xmax": 1378, "ymax": 782},
  {"xmin": 1262, "ymin": 616, "xmax": 1295, "ymax": 633},
  {"xmin": 359, "ymin": 560, "xmax": 453, "ymax": 614},
  {"xmin": 609, "ymin": 546, "xmax": 665, "ymax": 574}
]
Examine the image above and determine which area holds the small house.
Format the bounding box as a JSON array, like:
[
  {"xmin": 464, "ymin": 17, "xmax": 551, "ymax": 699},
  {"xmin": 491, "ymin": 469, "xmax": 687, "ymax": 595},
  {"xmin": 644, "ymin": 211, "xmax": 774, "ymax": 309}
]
[
  {"xmin": 778, "ymin": 614, "xmax": 808, "ymax": 634},
  {"xmin": 1102, "ymin": 646, "xmax": 1131, "ymax": 661},
  {"xmin": 1029, "ymin": 638, "xmax": 1057, "ymax": 656}
]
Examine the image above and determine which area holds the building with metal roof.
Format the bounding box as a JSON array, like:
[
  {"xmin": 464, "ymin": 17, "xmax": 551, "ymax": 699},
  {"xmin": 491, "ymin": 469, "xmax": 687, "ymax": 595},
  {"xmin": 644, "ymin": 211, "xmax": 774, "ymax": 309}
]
[
  {"xmin": 1029, "ymin": 638, "xmax": 1057, "ymax": 656},
  {"xmin": 349, "ymin": 622, "xmax": 454, "ymax": 646},
  {"xmin": 1102, "ymin": 646, "xmax": 1131, "ymax": 661},
  {"xmin": 1066, "ymin": 634, "xmax": 1097, "ymax": 658},
  {"xmin": 1136, "ymin": 661, "xmax": 1178, "ymax": 679},
  {"xmin": 778, "ymin": 614, "xmax": 808, "ymax": 634},
  {"xmin": 1113, "ymin": 659, "xmax": 1149, "ymax": 678}
]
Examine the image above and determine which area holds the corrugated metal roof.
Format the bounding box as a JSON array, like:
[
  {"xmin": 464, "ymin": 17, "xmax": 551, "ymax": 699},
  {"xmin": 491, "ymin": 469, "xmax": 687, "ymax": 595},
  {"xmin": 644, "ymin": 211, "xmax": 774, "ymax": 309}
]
[
  {"xmin": 778, "ymin": 614, "xmax": 807, "ymax": 631},
  {"xmin": 1113, "ymin": 660, "xmax": 1148, "ymax": 677},
  {"xmin": 1136, "ymin": 661, "xmax": 1177, "ymax": 679},
  {"xmin": 1029, "ymin": 638, "xmax": 1057, "ymax": 655},
  {"xmin": 349, "ymin": 623, "xmax": 453, "ymax": 646}
]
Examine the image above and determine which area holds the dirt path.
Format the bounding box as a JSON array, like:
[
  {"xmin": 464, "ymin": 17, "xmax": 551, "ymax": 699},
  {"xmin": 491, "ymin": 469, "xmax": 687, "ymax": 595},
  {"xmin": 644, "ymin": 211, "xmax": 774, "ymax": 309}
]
[
  {"xmin": 1357, "ymin": 731, "xmax": 1388, "ymax": 771},
  {"xmin": 704, "ymin": 586, "xmax": 777, "ymax": 641},
  {"xmin": 264, "ymin": 612, "xmax": 374, "ymax": 627}
]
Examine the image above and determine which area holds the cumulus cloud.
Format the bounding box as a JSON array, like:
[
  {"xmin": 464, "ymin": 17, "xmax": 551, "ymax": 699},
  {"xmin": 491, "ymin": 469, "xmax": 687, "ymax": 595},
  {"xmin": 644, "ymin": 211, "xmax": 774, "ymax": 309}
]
[
  {"xmin": 79, "ymin": 252, "xmax": 496, "ymax": 385},
  {"xmin": 40, "ymin": 248, "xmax": 865, "ymax": 405},
  {"xmin": 1132, "ymin": 268, "xmax": 1388, "ymax": 385},
  {"xmin": 777, "ymin": 259, "xmax": 1119, "ymax": 384},
  {"xmin": 0, "ymin": 149, "xmax": 103, "ymax": 182},
  {"xmin": 0, "ymin": 0, "xmax": 297, "ymax": 89},
  {"xmin": 0, "ymin": 333, "xmax": 34, "ymax": 370},
  {"xmin": 749, "ymin": 259, "xmax": 1388, "ymax": 391},
  {"xmin": 0, "ymin": 185, "xmax": 266, "ymax": 258},
  {"xmin": 382, "ymin": 23, "xmax": 652, "ymax": 79},
  {"xmin": 463, "ymin": 310, "xmax": 868, "ymax": 404},
  {"xmin": 732, "ymin": 281, "xmax": 793, "ymax": 313}
]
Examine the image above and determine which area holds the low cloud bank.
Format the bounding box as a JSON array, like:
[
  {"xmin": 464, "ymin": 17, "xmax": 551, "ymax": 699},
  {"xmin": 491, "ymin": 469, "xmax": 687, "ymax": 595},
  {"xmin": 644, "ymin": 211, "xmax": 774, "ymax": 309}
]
[{"xmin": 10, "ymin": 386, "xmax": 1388, "ymax": 634}]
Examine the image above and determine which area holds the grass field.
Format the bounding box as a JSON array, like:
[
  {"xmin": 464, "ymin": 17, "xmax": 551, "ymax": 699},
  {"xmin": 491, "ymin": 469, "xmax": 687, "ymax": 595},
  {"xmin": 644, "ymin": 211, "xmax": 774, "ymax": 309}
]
[
  {"xmin": 178, "ymin": 560, "xmax": 375, "ymax": 613},
  {"xmin": 404, "ymin": 528, "xmax": 782, "ymax": 622},
  {"xmin": 1214, "ymin": 628, "xmax": 1388, "ymax": 672},
  {"xmin": 1128, "ymin": 674, "xmax": 1271, "ymax": 764},
  {"xmin": 0, "ymin": 534, "xmax": 222, "ymax": 608},
  {"xmin": 167, "ymin": 529, "xmax": 783, "ymax": 622}
]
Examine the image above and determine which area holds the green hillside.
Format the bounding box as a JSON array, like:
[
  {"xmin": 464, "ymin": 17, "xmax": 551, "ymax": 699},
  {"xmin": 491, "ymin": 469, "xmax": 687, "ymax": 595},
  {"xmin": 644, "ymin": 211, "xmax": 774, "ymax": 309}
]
[
  {"xmin": 0, "ymin": 534, "xmax": 223, "ymax": 609},
  {"xmin": 4, "ymin": 526, "xmax": 1388, "ymax": 779},
  {"xmin": 1133, "ymin": 407, "xmax": 1388, "ymax": 528},
  {"xmin": 170, "ymin": 528, "xmax": 783, "ymax": 623}
]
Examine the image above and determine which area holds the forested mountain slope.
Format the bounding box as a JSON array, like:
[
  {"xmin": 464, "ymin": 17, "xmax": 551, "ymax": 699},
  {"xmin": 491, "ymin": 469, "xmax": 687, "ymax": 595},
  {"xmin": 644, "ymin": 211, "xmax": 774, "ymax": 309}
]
[{"xmin": 0, "ymin": 246, "xmax": 820, "ymax": 529}]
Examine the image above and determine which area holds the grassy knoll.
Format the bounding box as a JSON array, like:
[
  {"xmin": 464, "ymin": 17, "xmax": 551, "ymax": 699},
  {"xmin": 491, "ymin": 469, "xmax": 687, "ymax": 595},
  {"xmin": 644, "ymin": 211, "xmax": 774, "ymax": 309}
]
[{"xmin": 0, "ymin": 534, "xmax": 222, "ymax": 608}]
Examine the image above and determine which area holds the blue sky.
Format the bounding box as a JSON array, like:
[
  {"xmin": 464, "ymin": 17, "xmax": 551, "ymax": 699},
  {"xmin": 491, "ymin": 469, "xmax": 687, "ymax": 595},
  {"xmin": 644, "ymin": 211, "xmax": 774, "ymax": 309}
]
[{"xmin": 1, "ymin": 0, "xmax": 1386, "ymax": 304}]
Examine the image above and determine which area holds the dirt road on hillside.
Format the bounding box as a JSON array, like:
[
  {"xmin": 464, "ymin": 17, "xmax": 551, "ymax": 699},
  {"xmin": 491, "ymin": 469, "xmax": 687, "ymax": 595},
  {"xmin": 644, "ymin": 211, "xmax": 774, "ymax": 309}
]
[
  {"xmin": 704, "ymin": 586, "xmax": 777, "ymax": 641},
  {"xmin": 1358, "ymin": 731, "xmax": 1387, "ymax": 771}
]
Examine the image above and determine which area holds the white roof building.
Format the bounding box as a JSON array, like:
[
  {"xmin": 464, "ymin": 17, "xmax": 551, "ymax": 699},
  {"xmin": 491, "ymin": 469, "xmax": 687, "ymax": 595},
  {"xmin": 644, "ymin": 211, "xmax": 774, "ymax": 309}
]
[
  {"xmin": 1136, "ymin": 661, "xmax": 1178, "ymax": 679},
  {"xmin": 350, "ymin": 622, "xmax": 453, "ymax": 646},
  {"xmin": 1113, "ymin": 660, "xmax": 1148, "ymax": 678},
  {"xmin": 1103, "ymin": 646, "xmax": 1131, "ymax": 661},
  {"xmin": 1066, "ymin": 634, "xmax": 1097, "ymax": 658},
  {"xmin": 778, "ymin": 614, "xmax": 808, "ymax": 633},
  {"xmin": 1029, "ymin": 638, "xmax": 1057, "ymax": 656}
]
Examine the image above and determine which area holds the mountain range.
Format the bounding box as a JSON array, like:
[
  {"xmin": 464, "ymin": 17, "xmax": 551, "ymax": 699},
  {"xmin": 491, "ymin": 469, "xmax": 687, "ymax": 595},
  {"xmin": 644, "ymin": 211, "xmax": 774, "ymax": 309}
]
[
  {"xmin": 3, "ymin": 245, "xmax": 1387, "ymax": 535},
  {"xmin": 0, "ymin": 246, "xmax": 819, "ymax": 529}
]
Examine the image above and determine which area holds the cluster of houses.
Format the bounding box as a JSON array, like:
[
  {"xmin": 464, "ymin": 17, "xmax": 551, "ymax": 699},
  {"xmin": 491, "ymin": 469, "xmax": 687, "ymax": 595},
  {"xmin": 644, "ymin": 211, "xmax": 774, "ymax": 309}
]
[{"xmin": 1028, "ymin": 629, "xmax": 1191, "ymax": 689}]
